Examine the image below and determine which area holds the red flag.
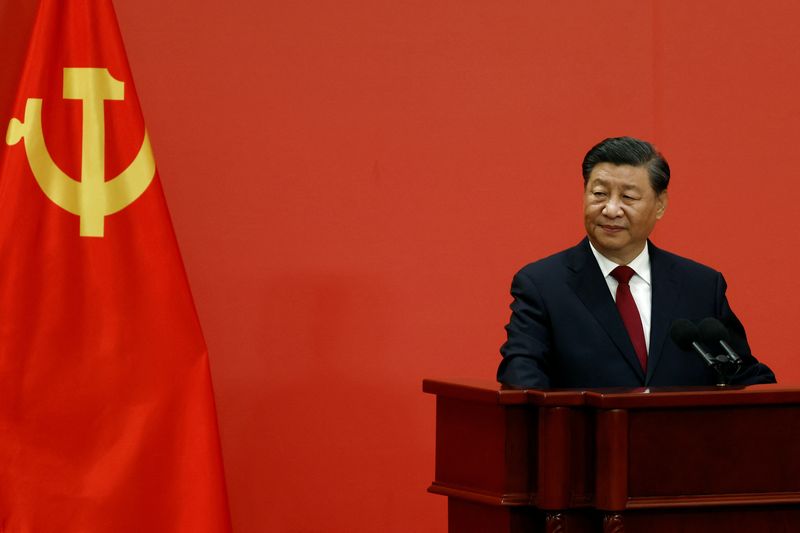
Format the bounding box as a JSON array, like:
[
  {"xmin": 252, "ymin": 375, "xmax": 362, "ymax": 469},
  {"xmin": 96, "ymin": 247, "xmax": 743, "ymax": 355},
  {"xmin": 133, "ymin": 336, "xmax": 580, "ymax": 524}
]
[{"xmin": 0, "ymin": 1, "xmax": 231, "ymax": 531}]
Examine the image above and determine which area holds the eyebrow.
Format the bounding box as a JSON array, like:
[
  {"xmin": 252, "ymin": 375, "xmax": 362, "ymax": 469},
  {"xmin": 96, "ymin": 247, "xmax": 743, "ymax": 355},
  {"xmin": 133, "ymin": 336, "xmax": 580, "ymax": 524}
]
[{"xmin": 589, "ymin": 178, "xmax": 642, "ymax": 191}]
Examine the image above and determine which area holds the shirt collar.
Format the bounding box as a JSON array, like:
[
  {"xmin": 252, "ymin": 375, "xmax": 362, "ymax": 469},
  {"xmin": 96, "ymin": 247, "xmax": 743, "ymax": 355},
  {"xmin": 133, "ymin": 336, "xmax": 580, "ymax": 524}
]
[{"xmin": 588, "ymin": 241, "xmax": 651, "ymax": 286}]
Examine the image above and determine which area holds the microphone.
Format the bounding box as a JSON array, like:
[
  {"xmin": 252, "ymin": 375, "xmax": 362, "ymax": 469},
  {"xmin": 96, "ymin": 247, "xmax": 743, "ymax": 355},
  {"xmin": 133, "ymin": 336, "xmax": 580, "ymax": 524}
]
[
  {"xmin": 698, "ymin": 317, "xmax": 743, "ymax": 364},
  {"xmin": 669, "ymin": 319, "xmax": 717, "ymax": 368}
]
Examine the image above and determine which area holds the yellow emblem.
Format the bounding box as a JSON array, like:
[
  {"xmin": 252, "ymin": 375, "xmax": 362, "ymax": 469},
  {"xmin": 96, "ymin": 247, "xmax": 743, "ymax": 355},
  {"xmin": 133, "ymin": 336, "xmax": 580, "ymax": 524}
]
[{"xmin": 6, "ymin": 68, "xmax": 155, "ymax": 237}]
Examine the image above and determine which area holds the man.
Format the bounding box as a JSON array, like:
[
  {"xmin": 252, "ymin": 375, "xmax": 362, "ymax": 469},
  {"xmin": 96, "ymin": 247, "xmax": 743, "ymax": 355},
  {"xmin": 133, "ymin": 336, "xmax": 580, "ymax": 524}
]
[{"xmin": 497, "ymin": 136, "xmax": 775, "ymax": 388}]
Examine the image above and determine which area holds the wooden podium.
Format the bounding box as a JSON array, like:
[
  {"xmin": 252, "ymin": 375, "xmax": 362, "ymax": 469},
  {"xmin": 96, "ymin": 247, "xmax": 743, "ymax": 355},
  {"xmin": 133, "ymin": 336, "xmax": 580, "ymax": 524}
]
[{"xmin": 424, "ymin": 379, "xmax": 800, "ymax": 532}]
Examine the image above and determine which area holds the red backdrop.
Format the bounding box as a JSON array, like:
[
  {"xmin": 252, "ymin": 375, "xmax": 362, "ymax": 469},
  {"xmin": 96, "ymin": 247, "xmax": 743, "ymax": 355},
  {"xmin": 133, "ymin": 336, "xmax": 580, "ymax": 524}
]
[{"xmin": 1, "ymin": 1, "xmax": 799, "ymax": 531}]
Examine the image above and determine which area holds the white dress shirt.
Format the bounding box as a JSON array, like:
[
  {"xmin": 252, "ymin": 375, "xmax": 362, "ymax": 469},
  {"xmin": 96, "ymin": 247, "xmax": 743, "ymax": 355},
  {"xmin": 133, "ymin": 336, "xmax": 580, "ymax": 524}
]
[{"xmin": 588, "ymin": 242, "xmax": 652, "ymax": 352}]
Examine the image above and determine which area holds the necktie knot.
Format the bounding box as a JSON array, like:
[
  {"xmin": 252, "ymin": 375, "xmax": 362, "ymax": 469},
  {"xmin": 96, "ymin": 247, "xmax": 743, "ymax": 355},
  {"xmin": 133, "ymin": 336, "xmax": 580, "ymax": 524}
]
[{"xmin": 611, "ymin": 265, "xmax": 635, "ymax": 285}]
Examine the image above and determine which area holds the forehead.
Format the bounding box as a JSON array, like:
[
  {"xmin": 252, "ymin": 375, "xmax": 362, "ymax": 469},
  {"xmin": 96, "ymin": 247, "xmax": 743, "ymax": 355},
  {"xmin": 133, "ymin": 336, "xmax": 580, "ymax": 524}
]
[{"xmin": 587, "ymin": 163, "xmax": 651, "ymax": 190}]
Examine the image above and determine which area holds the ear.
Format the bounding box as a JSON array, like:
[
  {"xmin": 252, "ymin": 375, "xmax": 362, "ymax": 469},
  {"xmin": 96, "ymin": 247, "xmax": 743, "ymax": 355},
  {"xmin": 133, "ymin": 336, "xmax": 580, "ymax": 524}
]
[{"xmin": 655, "ymin": 191, "xmax": 668, "ymax": 219}]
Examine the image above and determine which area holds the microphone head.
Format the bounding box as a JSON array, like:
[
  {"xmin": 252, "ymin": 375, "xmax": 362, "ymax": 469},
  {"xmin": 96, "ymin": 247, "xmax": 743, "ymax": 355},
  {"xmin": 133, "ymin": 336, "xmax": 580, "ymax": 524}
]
[
  {"xmin": 698, "ymin": 317, "xmax": 730, "ymax": 344},
  {"xmin": 670, "ymin": 319, "xmax": 700, "ymax": 351}
]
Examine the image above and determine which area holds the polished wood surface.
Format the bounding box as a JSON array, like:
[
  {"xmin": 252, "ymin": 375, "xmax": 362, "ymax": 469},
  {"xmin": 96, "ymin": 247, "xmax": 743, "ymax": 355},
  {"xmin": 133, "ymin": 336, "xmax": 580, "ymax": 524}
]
[{"xmin": 425, "ymin": 379, "xmax": 800, "ymax": 532}]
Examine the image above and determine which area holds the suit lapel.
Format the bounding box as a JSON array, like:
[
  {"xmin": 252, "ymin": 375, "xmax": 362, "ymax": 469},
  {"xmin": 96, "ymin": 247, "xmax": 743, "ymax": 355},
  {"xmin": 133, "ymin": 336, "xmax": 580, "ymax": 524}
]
[
  {"xmin": 566, "ymin": 239, "xmax": 646, "ymax": 382},
  {"xmin": 645, "ymin": 242, "xmax": 680, "ymax": 384}
]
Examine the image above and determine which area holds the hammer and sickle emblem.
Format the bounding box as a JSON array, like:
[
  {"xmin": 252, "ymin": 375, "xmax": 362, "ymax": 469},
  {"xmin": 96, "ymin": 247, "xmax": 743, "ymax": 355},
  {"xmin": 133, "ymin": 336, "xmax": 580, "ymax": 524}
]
[{"xmin": 6, "ymin": 68, "xmax": 155, "ymax": 237}]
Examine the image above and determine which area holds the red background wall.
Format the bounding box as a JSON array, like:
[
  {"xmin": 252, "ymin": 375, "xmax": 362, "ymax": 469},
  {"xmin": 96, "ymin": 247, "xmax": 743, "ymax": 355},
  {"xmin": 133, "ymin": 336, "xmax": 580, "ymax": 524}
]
[{"xmin": 2, "ymin": 1, "xmax": 800, "ymax": 531}]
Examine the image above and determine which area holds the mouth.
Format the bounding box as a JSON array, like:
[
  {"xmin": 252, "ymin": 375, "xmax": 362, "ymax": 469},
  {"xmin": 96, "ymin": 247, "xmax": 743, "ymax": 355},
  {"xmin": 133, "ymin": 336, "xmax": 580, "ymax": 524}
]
[{"xmin": 599, "ymin": 224, "xmax": 626, "ymax": 233}]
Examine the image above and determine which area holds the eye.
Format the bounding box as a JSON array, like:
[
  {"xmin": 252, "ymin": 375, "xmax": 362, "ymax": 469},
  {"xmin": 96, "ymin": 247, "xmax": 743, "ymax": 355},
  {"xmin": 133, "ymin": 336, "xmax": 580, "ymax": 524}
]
[
  {"xmin": 623, "ymin": 194, "xmax": 638, "ymax": 201},
  {"xmin": 592, "ymin": 191, "xmax": 607, "ymax": 198}
]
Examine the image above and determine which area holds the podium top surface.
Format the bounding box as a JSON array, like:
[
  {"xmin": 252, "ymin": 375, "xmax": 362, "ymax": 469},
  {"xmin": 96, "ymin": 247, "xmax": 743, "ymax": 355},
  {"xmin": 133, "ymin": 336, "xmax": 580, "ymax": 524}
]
[{"xmin": 423, "ymin": 378, "xmax": 800, "ymax": 408}]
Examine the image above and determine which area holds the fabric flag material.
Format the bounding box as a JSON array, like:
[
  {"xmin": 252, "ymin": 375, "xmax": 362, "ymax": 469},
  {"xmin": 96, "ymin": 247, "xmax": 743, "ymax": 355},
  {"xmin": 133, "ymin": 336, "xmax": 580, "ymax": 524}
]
[{"xmin": 0, "ymin": 1, "xmax": 231, "ymax": 531}]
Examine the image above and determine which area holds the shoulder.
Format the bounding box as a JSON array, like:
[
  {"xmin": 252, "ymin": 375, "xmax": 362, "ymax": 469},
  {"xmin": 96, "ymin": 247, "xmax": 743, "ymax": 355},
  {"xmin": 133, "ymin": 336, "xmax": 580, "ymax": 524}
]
[
  {"xmin": 514, "ymin": 240, "xmax": 587, "ymax": 282},
  {"xmin": 650, "ymin": 243, "xmax": 723, "ymax": 281}
]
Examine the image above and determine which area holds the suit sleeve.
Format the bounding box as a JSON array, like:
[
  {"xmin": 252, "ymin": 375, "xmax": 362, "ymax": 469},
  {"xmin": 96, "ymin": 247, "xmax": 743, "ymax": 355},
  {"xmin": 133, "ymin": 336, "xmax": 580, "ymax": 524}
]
[
  {"xmin": 496, "ymin": 269, "xmax": 552, "ymax": 388},
  {"xmin": 715, "ymin": 273, "xmax": 777, "ymax": 385}
]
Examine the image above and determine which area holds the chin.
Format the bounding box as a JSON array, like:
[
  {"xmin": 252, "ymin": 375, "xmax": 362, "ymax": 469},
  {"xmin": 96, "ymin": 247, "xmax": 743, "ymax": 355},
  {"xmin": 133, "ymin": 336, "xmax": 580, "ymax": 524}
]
[{"xmin": 592, "ymin": 233, "xmax": 622, "ymax": 247}]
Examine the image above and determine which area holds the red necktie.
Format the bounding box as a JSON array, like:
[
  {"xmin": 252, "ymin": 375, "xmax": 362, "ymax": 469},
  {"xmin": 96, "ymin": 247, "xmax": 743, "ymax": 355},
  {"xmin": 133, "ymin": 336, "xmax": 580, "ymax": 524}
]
[{"xmin": 611, "ymin": 265, "xmax": 648, "ymax": 372}]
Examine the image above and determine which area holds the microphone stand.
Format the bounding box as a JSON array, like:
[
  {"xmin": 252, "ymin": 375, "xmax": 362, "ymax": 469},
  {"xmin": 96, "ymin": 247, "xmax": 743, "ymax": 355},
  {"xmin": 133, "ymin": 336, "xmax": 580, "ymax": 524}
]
[{"xmin": 708, "ymin": 353, "xmax": 742, "ymax": 386}]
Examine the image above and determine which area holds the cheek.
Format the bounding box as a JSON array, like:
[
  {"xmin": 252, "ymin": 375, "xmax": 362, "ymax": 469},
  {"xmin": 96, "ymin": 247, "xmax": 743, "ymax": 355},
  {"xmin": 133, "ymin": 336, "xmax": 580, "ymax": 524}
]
[
  {"xmin": 628, "ymin": 211, "xmax": 654, "ymax": 232},
  {"xmin": 584, "ymin": 203, "xmax": 602, "ymax": 216}
]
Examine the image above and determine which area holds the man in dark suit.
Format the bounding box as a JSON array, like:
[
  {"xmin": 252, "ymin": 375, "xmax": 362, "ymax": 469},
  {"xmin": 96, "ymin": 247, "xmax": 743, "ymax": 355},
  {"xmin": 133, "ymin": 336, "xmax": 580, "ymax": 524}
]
[{"xmin": 497, "ymin": 137, "xmax": 775, "ymax": 388}]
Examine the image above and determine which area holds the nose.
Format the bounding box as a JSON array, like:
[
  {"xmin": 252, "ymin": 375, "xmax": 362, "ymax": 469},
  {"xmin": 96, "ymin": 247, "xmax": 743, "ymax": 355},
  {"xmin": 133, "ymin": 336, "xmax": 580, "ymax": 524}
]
[{"xmin": 601, "ymin": 197, "xmax": 624, "ymax": 218}]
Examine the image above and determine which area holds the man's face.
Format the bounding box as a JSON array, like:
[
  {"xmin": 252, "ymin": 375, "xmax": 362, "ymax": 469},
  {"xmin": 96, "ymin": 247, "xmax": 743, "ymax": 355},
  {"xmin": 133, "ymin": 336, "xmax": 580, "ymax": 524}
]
[{"xmin": 583, "ymin": 162, "xmax": 667, "ymax": 265}]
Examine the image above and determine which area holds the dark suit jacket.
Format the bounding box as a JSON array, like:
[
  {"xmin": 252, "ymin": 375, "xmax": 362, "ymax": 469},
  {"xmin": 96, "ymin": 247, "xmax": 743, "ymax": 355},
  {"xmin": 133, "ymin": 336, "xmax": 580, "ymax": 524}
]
[{"xmin": 497, "ymin": 239, "xmax": 776, "ymax": 388}]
